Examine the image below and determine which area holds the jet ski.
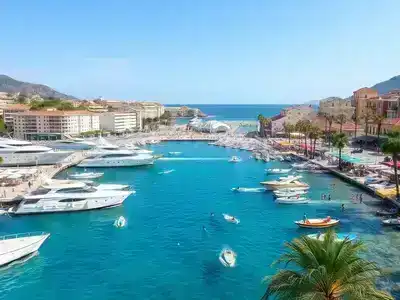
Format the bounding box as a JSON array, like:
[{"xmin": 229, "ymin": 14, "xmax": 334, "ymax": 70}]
[{"xmin": 223, "ymin": 213, "xmax": 240, "ymax": 224}]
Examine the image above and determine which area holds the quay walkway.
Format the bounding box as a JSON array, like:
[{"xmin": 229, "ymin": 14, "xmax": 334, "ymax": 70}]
[{"xmin": 0, "ymin": 151, "xmax": 87, "ymax": 204}]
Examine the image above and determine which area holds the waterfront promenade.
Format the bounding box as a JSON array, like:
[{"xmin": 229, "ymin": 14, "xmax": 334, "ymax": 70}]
[{"xmin": 0, "ymin": 151, "xmax": 86, "ymax": 202}]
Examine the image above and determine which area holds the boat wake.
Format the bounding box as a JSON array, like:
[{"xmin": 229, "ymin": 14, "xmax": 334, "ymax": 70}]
[
  {"xmin": 159, "ymin": 157, "xmax": 228, "ymax": 161},
  {"xmin": 231, "ymin": 187, "xmax": 266, "ymax": 193},
  {"xmin": 0, "ymin": 251, "xmax": 39, "ymax": 271},
  {"xmin": 158, "ymin": 169, "xmax": 175, "ymax": 175}
]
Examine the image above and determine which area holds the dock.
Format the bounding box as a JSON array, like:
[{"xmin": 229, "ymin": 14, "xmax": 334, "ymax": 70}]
[{"xmin": 0, "ymin": 151, "xmax": 87, "ymax": 203}]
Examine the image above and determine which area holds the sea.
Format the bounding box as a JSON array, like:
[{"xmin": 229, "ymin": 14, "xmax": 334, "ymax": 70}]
[{"xmin": 1, "ymin": 141, "xmax": 400, "ymax": 299}]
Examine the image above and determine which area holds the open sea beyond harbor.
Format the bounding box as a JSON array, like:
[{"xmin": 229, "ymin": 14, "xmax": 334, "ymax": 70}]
[{"xmin": 2, "ymin": 141, "xmax": 400, "ymax": 299}]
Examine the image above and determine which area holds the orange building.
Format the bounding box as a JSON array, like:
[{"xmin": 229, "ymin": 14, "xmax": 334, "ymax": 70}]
[{"xmin": 353, "ymin": 87, "xmax": 378, "ymax": 120}]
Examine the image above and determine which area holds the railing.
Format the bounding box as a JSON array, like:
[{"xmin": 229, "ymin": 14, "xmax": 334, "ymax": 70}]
[{"xmin": 0, "ymin": 231, "xmax": 47, "ymax": 241}]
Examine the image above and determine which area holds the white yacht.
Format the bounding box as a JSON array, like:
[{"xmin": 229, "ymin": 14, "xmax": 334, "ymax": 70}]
[
  {"xmin": 59, "ymin": 135, "xmax": 96, "ymax": 147},
  {"xmin": 78, "ymin": 149, "xmax": 154, "ymax": 167},
  {"xmin": 0, "ymin": 232, "xmax": 50, "ymax": 267},
  {"xmin": 125, "ymin": 143, "xmax": 153, "ymax": 154},
  {"xmin": 10, "ymin": 180, "xmax": 133, "ymax": 215},
  {"xmin": 0, "ymin": 138, "xmax": 71, "ymax": 166}
]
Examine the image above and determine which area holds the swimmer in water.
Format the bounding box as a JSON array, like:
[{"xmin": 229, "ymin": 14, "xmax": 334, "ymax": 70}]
[
  {"xmin": 341, "ymin": 204, "xmax": 345, "ymax": 212},
  {"xmin": 210, "ymin": 212, "xmax": 214, "ymax": 217}
]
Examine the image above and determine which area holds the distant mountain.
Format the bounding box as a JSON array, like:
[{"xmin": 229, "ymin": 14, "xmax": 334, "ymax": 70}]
[
  {"xmin": 0, "ymin": 75, "xmax": 76, "ymax": 99},
  {"xmin": 371, "ymin": 75, "xmax": 400, "ymax": 94}
]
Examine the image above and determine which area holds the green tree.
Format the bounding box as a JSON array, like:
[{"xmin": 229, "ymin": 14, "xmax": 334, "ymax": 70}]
[
  {"xmin": 363, "ymin": 108, "xmax": 374, "ymax": 136},
  {"xmin": 263, "ymin": 229, "xmax": 393, "ymax": 300},
  {"xmin": 335, "ymin": 114, "xmax": 347, "ymax": 133},
  {"xmin": 258, "ymin": 114, "xmax": 266, "ymax": 138},
  {"xmin": 283, "ymin": 122, "xmax": 295, "ymax": 143},
  {"xmin": 374, "ymin": 114, "xmax": 385, "ymax": 141},
  {"xmin": 325, "ymin": 114, "xmax": 335, "ymax": 148},
  {"xmin": 332, "ymin": 132, "xmax": 348, "ymax": 170},
  {"xmin": 381, "ymin": 129, "xmax": 400, "ymax": 200},
  {"xmin": 309, "ymin": 125, "xmax": 322, "ymax": 159},
  {"xmin": 0, "ymin": 157, "xmax": 3, "ymax": 164}
]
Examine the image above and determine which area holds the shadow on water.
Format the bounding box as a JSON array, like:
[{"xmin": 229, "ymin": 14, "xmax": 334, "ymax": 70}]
[{"xmin": 201, "ymin": 260, "xmax": 222, "ymax": 286}]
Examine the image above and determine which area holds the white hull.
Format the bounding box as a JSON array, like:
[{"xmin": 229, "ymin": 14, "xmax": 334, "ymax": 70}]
[
  {"xmin": 69, "ymin": 172, "xmax": 103, "ymax": 179},
  {"xmin": 12, "ymin": 194, "xmax": 131, "ymax": 215},
  {"xmin": 0, "ymin": 151, "xmax": 71, "ymax": 166},
  {"xmin": 276, "ymin": 199, "xmax": 309, "ymax": 204},
  {"xmin": 0, "ymin": 233, "xmax": 49, "ymax": 266},
  {"xmin": 78, "ymin": 157, "xmax": 154, "ymax": 167}
]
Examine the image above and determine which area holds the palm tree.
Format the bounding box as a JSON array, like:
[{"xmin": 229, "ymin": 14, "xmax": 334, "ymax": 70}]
[
  {"xmin": 262, "ymin": 229, "xmax": 393, "ymax": 300},
  {"xmin": 325, "ymin": 114, "xmax": 335, "ymax": 148},
  {"xmin": 302, "ymin": 120, "xmax": 311, "ymax": 157},
  {"xmin": 335, "ymin": 114, "xmax": 347, "ymax": 133},
  {"xmin": 332, "ymin": 132, "xmax": 348, "ymax": 170},
  {"xmin": 374, "ymin": 114, "xmax": 386, "ymax": 141},
  {"xmin": 283, "ymin": 123, "xmax": 295, "ymax": 143},
  {"xmin": 309, "ymin": 126, "xmax": 322, "ymax": 159},
  {"xmin": 258, "ymin": 114, "xmax": 265, "ymax": 138},
  {"xmin": 381, "ymin": 130, "xmax": 400, "ymax": 200},
  {"xmin": 263, "ymin": 118, "xmax": 272, "ymax": 137},
  {"xmin": 363, "ymin": 108, "xmax": 374, "ymax": 137}
]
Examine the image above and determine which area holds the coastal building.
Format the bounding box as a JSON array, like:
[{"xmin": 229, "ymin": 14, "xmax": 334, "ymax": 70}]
[
  {"xmin": 368, "ymin": 118, "xmax": 400, "ymax": 136},
  {"xmin": 267, "ymin": 106, "xmax": 316, "ymax": 136},
  {"xmin": 13, "ymin": 110, "xmax": 100, "ymax": 140},
  {"xmin": 353, "ymin": 87, "xmax": 379, "ymax": 120},
  {"xmin": 368, "ymin": 93, "xmax": 400, "ymax": 119},
  {"xmin": 318, "ymin": 97, "xmax": 354, "ymax": 120},
  {"xmin": 3, "ymin": 104, "xmax": 30, "ymax": 130},
  {"xmin": 132, "ymin": 102, "xmax": 165, "ymax": 119},
  {"xmin": 99, "ymin": 112, "xmax": 140, "ymax": 132}
]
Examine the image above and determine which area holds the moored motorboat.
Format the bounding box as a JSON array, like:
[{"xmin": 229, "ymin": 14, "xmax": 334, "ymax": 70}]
[
  {"xmin": 381, "ymin": 218, "xmax": 400, "ymax": 226},
  {"xmin": 0, "ymin": 232, "xmax": 50, "ymax": 267},
  {"xmin": 68, "ymin": 172, "xmax": 104, "ymax": 179},
  {"xmin": 376, "ymin": 209, "xmax": 398, "ymax": 217},
  {"xmin": 261, "ymin": 176, "xmax": 309, "ymax": 190},
  {"xmin": 219, "ymin": 248, "xmax": 237, "ymax": 267},
  {"xmin": 229, "ymin": 156, "xmax": 241, "ymax": 163},
  {"xmin": 308, "ymin": 233, "xmax": 357, "ymax": 242},
  {"xmin": 222, "ymin": 213, "xmax": 240, "ymax": 224},
  {"xmin": 295, "ymin": 217, "xmax": 339, "ymax": 228},
  {"xmin": 265, "ymin": 168, "xmax": 291, "ymax": 175},
  {"xmin": 275, "ymin": 197, "xmax": 309, "ymax": 204},
  {"xmin": 273, "ymin": 190, "xmax": 308, "ymax": 198},
  {"xmin": 274, "ymin": 187, "xmax": 309, "ymax": 192}
]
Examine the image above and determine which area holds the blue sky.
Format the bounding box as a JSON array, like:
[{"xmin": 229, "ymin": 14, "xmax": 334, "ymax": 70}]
[{"xmin": 1, "ymin": 0, "xmax": 400, "ymax": 104}]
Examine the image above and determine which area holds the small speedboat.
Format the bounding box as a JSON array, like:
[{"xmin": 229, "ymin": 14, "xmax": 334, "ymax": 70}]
[
  {"xmin": 229, "ymin": 156, "xmax": 241, "ymax": 163},
  {"xmin": 114, "ymin": 216, "xmax": 126, "ymax": 228},
  {"xmin": 223, "ymin": 213, "xmax": 240, "ymax": 224},
  {"xmin": 275, "ymin": 197, "xmax": 309, "ymax": 204},
  {"xmin": 219, "ymin": 248, "xmax": 237, "ymax": 267},
  {"xmin": 381, "ymin": 218, "xmax": 400, "ymax": 226},
  {"xmin": 295, "ymin": 217, "xmax": 339, "ymax": 228},
  {"xmin": 158, "ymin": 169, "xmax": 175, "ymax": 175},
  {"xmin": 68, "ymin": 172, "xmax": 104, "ymax": 179},
  {"xmin": 168, "ymin": 152, "xmax": 182, "ymax": 155},
  {"xmin": 231, "ymin": 187, "xmax": 266, "ymax": 193},
  {"xmin": 308, "ymin": 233, "xmax": 357, "ymax": 242},
  {"xmin": 376, "ymin": 209, "xmax": 398, "ymax": 217},
  {"xmin": 265, "ymin": 168, "xmax": 291, "ymax": 175}
]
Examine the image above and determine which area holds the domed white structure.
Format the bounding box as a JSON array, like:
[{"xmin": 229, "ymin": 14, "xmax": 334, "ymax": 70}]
[{"xmin": 188, "ymin": 119, "xmax": 230, "ymax": 133}]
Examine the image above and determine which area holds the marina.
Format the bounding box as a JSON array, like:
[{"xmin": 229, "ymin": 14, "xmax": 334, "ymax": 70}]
[{"xmin": 1, "ymin": 139, "xmax": 400, "ymax": 299}]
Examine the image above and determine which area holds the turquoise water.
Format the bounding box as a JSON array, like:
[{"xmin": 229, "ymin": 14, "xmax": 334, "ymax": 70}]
[{"xmin": 1, "ymin": 142, "xmax": 400, "ymax": 299}]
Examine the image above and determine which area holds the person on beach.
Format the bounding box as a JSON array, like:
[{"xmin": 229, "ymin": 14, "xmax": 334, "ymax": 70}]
[
  {"xmin": 328, "ymin": 194, "xmax": 331, "ymax": 201},
  {"xmin": 28, "ymin": 181, "xmax": 32, "ymax": 189},
  {"xmin": 359, "ymin": 194, "xmax": 363, "ymax": 203}
]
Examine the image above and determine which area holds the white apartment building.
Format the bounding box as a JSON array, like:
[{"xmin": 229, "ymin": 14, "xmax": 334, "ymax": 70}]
[
  {"xmin": 3, "ymin": 104, "xmax": 30, "ymax": 129},
  {"xmin": 13, "ymin": 110, "xmax": 100, "ymax": 140},
  {"xmin": 99, "ymin": 112, "xmax": 140, "ymax": 132}
]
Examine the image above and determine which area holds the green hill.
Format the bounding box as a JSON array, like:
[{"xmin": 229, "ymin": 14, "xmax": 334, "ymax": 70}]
[{"xmin": 0, "ymin": 74, "xmax": 76, "ymax": 99}]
